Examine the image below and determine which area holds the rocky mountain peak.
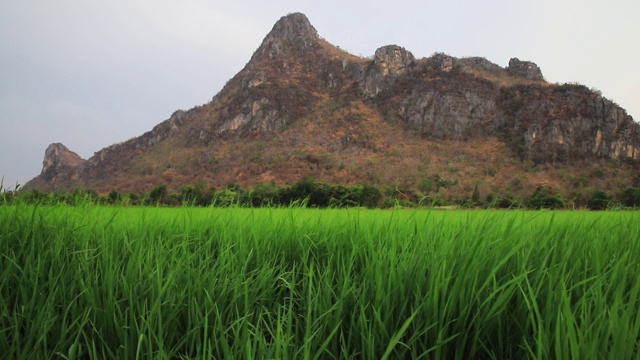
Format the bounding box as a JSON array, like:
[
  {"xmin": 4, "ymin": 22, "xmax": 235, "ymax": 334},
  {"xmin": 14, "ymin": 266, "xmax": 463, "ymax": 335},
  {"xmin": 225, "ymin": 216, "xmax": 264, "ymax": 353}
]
[
  {"xmin": 373, "ymin": 45, "xmax": 415, "ymax": 75},
  {"xmin": 40, "ymin": 143, "xmax": 85, "ymax": 182},
  {"xmin": 251, "ymin": 12, "xmax": 319, "ymax": 61},
  {"xmin": 507, "ymin": 58, "xmax": 544, "ymax": 81},
  {"xmin": 361, "ymin": 45, "xmax": 416, "ymax": 97}
]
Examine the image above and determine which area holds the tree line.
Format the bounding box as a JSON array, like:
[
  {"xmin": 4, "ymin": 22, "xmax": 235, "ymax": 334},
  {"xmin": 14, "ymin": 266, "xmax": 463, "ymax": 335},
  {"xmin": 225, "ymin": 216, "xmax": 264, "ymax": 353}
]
[
  {"xmin": 2, "ymin": 178, "xmax": 640, "ymax": 210},
  {"xmin": 0, "ymin": 179, "xmax": 381, "ymax": 209}
]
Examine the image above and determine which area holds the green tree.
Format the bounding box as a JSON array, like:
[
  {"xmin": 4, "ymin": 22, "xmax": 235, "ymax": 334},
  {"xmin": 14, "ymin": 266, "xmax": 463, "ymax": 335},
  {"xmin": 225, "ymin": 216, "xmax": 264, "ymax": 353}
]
[
  {"xmin": 526, "ymin": 186, "xmax": 565, "ymax": 209},
  {"xmin": 181, "ymin": 184, "xmax": 205, "ymax": 206},
  {"xmin": 352, "ymin": 184, "xmax": 382, "ymax": 208},
  {"xmin": 149, "ymin": 184, "xmax": 168, "ymax": 205},
  {"xmin": 617, "ymin": 187, "xmax": 640, "ymax": 208},
  {"xmin": 248, "ymin": 182, "xmax": 278, "ymax": 207},
  {"xmin": 586, "ymin": 189, "xmax": 612, "ymax": 210},
  {"xmin": 108, "ymin": 190, "xmax": 121, "ymax": 204},
  {"xmin": 419, "ymin": 178, "xmax": 434, "ymax": 193}
]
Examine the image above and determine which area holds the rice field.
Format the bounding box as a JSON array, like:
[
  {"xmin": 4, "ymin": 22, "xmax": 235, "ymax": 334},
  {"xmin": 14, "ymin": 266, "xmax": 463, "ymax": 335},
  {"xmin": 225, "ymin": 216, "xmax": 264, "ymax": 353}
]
[{"xmin": 1, "ymin": 204, "xmax": 640, "ymax": 359}]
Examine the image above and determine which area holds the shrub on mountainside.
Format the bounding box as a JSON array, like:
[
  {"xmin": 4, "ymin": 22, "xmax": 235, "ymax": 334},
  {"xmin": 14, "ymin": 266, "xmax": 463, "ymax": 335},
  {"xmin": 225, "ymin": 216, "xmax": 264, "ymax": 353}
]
[
  {"xmin": 148, "ymin": 184, "xmax": 168, "ymax": 205},
  {"xmin": 617, "ymin": 187, "xmax": 640, "ymax": 208},
  {"xmin": 526, "ymin": 186, "xmax": 565, "ymax": 209},
  {"xmin": 586, "ymin": 189, "xmax": 612, "ymax": 210},
  {"xmin": 276, "ymin": 178, "xmax": 381, "ymax": 208},
  {"xmin": 107, "ymin": 190, "xmax": 121, "ymax": 204},
  {"xmin": 247, "ymin": 182, "xmax": 279, "ymax": 207},
  {"xmin": 180, "ymin": 185, "xmax": 201, "ymax": 205}
]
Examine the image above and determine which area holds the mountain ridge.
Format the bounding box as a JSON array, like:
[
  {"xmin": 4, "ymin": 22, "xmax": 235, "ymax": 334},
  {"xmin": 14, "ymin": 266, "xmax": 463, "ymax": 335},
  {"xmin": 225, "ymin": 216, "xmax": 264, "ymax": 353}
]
[{"xmin": 25, "ymin": 13, "xmax": 640, "ymax": 202}]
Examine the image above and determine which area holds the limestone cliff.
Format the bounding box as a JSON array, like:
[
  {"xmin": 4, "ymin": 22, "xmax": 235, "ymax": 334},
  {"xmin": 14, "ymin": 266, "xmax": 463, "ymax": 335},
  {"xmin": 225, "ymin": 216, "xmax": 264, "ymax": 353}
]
[{"xmin": 25, "ymin": 143, "xmax": 85, "ymax": 191}]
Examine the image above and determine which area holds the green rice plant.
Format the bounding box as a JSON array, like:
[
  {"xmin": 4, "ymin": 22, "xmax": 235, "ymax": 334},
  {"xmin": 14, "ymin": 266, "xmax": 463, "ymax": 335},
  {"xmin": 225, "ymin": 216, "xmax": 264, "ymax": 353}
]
[{"xmin": 1, "ymin": 204, "xmax": 639, "ymax": 359}]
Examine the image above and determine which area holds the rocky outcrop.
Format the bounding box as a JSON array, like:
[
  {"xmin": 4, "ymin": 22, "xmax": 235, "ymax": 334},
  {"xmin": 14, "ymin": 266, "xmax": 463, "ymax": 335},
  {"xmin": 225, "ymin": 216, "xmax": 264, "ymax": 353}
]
[
  {"xmin": 373, "ymin": 55, "xmax": 637, "ymax": 161},
  {"xmin": 498, "ymin": 84, "xmax": 639, "ymax": 162},
  {"xmin": 87, "ymin": 109, "xmax": 186, "ymax": 166},
  {"xmin": 422, "ymin": 54, "xmax": 543, "ymax": 82},
  {"xmin": 189, "ymin": 12, "xmax": 326, "ymax": 143},
  {"xmin": 507, "ymin": 58, "xmax": 544, "ymax": 81},
  {"xmin": 397, "ymin": 86, "xmax": 499, "ymax": 140},
  {"xmin": 458, "ymin": 57, "xmax": 504, "ymax": 74},
  {"xmin": 361, "ymin": 45, "xmax": 415, "ymax": 97},
  {"xmin": 218, "ymin": 98, "xmax": 283, "ymax": 133},
  {"xmin": 143, "ymin": 109, "xmax": 186, "ymax": 147},
  {"xmin": 250, "ymin": 12, "xmax": 320, "ymax": 62},
  {"xmin": 39, "ymin": 143, "xmax": 85, "ymax": 183}
]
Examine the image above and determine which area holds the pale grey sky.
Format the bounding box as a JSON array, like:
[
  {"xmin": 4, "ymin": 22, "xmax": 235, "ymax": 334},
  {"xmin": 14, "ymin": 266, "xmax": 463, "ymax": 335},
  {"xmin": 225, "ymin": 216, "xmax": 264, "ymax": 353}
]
[{"xmin": 1, "ymin": 0, "xmax": 638, "ymax": 190}]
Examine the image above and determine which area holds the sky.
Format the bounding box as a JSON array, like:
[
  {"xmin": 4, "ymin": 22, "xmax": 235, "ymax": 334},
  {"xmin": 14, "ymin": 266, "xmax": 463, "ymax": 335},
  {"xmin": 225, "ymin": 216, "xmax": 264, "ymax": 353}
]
[{"xmin": 1, "ymin": 0, "xmax": 638, "ymax": 190}]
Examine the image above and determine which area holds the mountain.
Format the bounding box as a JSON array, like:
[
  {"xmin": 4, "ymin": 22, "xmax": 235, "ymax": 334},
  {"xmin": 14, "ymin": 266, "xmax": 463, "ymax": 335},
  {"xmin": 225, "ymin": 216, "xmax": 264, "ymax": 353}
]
[{"xmin": 25, "ymin": 13, "xmax": 640, "ymax": 202}]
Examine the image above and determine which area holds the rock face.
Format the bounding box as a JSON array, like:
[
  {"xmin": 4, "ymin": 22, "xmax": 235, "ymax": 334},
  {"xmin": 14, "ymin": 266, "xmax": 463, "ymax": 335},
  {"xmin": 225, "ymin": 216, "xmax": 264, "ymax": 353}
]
[
  {"xmin": 362, "ymin": 45, "xmax": 416, "ymax": 97},
  {"xmin": 250, "ymin": 12, "xmax": 320, "ymax": 62},
  {"xmin": 507, "ymin": 58, "xmax": 544, "ymax": 81},
  {"xmin": 397, "ymin": 82, "xmax": 499, "ymax": 140},
  {"xmin": 218, "ymin": 98, "xmax": 282, "ymax": 133},
  {"xmin": 38, "ymin": 143, "xmax": 85, "ymax": 186},
  {"xmin": 497, "ymin": 84, "xmax": 640, "ymax": 162},
  {"xmin": 458, "ymin": 57, "xmax": 504, "ymax": 73},
  {"xmin": 24, "ymin": 12, "xmax": 640, "ymax": 194},
  {"xmin": 86, "ymin": 109, "xmax": 186, "ymax": 165},
  {"xmin": 192, "ymin": 12, "xmax": 324, "ymax": 142}
]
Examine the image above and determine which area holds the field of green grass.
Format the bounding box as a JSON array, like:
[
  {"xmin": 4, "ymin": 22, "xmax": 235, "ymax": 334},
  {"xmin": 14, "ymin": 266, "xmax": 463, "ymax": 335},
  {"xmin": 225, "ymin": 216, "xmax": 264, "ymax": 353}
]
[{"xmin": 1, "ymin": 204, "xmax": 640, "ymax": 359}]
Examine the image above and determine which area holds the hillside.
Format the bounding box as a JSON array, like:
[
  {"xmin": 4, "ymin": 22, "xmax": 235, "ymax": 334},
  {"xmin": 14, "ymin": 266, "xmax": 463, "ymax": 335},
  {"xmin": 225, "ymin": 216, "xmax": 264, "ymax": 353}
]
[{"xmin": 25, "ymin": 13, "xmax": 640, "ymax": 204}]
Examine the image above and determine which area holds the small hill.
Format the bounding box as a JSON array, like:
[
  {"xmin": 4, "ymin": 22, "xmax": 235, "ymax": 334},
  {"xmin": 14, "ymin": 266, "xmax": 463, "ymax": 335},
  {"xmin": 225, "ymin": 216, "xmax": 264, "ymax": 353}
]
[{"xmin": 25, "ymin": 13, "xmax": 640, "ymax": 203}]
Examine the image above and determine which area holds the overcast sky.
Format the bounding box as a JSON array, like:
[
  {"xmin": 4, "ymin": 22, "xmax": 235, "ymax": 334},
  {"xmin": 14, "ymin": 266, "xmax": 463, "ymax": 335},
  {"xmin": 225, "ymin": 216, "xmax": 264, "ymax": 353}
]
[{"xmin": 1, "ymin": 0, "xmax": 638, "ymax": 190}]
